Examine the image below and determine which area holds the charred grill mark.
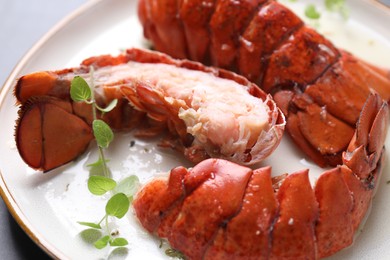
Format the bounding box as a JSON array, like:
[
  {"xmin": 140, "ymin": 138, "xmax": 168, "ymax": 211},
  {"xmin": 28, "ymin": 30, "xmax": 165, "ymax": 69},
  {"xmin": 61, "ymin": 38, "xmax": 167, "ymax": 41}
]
[
  {"xmin": 201, "ymin": 166, "xmax": 254, "ymax": 258},
  {"xmin": 256, "ymin": 21, "xmax": 303, "ymax": 87},
  {"xmin": 131, "ymin": 0, "xmax": 390, "ymax": 257},
  {"xmin": 179, "ymin": 0, "xmax": 217, "ymax": 63},
  {"xmin": 219, "ymin": 0, "xmax": 270, "ymax": 72},
  {"xmin": 238, "ymin": 1, "xmax": 304, "ymax": 86},
  {"xmin": 133, "ymin": 91, "xmax": 387, "ymax": 258}
]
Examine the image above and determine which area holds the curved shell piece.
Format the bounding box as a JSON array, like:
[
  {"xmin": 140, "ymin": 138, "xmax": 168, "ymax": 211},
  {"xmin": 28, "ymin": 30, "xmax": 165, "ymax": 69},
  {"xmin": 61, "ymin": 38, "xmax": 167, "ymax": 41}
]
[
  {"xmin": 14, "ymin": 48, "xmax": 285, "ymax": 171},
  {"xmin": 133, "ymin": 93, "xmax": 388, "ymax": 259},
  {"xmin": 15, "ymin": 97, "xmax": 93, "ymax": 171},
  {"xmin": 138, "ymin": 0, "xmax": 390, "ymax": 167},
  {"xmin": 134, "ymin": 154, "xmax": 385, "ymax": 259}
]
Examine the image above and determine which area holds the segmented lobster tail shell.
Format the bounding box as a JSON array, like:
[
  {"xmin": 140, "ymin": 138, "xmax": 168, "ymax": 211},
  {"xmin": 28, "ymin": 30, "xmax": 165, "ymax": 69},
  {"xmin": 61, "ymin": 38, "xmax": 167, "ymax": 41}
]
[
  {"xmin": 138, "ymin": 0, "xmax": 390, "ymax": 167},
  {"xmin": 14, "ymin": 48, "xmax": 285, "ymax": 171},
  {"xmin": 133, "ymin": 93, "xmax": 388, "ymax": 259},
  {"xmin": 343, "ymin": 93, "xmax": 389, "ymax": 179},
  {"xmin": 15, "ymin": 96, "xmax": 93, "ymax": 171}
]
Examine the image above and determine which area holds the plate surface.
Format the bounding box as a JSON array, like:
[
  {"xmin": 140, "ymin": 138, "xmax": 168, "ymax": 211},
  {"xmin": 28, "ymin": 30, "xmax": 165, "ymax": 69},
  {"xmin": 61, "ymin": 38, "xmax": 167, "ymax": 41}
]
[{"xmin": 0, "ymin": 0, "xmax": 390, "ymax": 259}]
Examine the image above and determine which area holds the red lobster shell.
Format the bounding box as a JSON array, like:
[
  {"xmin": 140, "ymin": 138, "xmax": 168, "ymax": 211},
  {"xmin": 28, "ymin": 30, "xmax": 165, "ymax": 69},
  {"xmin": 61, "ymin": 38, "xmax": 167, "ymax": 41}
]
[
  {"xmin": 14, "ymin": 48, "xmax": 284, "ymax": 171},
  {"xmin": 138, "ymin": 0, "xmax": 390, "ymax": 167},
  {"xmin": 133, "ymin": 92, "xmax": 389, "ymax": 259}
]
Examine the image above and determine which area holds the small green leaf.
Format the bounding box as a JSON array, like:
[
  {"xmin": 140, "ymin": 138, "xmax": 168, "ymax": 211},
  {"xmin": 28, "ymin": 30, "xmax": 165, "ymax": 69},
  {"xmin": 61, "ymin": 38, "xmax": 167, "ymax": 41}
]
[
  {"xmin": 94, "ymin": 235, "xmax": 110, "ymax": 249},
  {"xmin": 70, "ymin": 76, "xmax": 92, "ymax": 102},
  {"xmin": 88, "ymin": 175, "xmax": 116, "ymax": 195},
  {"xmin": 78, "ymin": 221, "xmax": 102, "ymax": 229},
  {"xmin": 79, "ymin": 229, "xmax": 102, "ymax": 244},
  {"xmin": 325, "ymin": 0, "xmax": 348, "ymax": 19},
  {"xmin": 87, "ymin": 158, "xmax": 111, "ymax": 176},
  {"xmin": 87, "ymin": 158, "xmax": 106, "ymax": 168},
  {"xmin": 109, "ymin": 237, "xmax": 129, "ymax": 247},
  {"xmin": 106, "ymin": 193, "xmax": 130, "ymax": 219},
  {"xmin": 114, "ymin": 175, "xmax": 140, "ymax": 198},
  {"xmin": 96, "ymin": 99, "xmax": 118, "ymax": 113},
  {"xmin": 93, "ymin": 119, "xmax": 114, "ymax": 148},
  {"xmin": 305, "ymin": 4, "xmax": 321, "ymax": 20},
  {"xmin": 325, "ymin": 0, "xmax": 343, "ymax": 11}
]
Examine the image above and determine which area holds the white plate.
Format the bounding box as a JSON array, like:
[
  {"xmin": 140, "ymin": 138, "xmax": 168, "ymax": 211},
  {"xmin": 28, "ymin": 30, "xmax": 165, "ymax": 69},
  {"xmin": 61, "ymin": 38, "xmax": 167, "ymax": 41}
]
[{"xmin": 0, "ymin": 0, "xmax": 390, "ymax": 259}]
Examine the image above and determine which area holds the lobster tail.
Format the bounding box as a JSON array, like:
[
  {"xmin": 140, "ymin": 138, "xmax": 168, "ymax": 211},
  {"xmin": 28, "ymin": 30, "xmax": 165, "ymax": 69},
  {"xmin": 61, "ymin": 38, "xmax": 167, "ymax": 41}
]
[
  {"xmin": 14, "ymin": 48, "xmax": 285, "ymax": 171},
  {"xmin": 138, "ymin": 0, "xmax": 390, "ymax": 167},
  {"xmin": 133, "ymin": 92, "xmax": 388, "ymax": 259},
  {"xmin": 15, "ymin": 96, "xmax": 93, "ymax": 171}
]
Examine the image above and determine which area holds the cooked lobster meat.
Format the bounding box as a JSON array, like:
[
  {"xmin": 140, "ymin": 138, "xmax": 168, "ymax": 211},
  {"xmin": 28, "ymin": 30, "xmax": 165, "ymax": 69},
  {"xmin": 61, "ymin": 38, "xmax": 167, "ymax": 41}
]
[
  {"xmin": 133, "ymin": 92, "xmax": 389, "ymax": 259},
  {"xmin": 138, "ymin": 0, "xmax": 390, "ymax": 167},
  {"xmin": 14, "ymin": 48, "xmax": 285, "ymax": 171}
]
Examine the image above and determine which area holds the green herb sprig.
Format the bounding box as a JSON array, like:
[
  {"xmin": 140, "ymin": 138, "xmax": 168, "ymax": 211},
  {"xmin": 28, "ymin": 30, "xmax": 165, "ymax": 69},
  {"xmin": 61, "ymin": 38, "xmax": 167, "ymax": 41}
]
[{"xmin": 71, "ymin": 70, "xmax": 139, "ymax": 250}]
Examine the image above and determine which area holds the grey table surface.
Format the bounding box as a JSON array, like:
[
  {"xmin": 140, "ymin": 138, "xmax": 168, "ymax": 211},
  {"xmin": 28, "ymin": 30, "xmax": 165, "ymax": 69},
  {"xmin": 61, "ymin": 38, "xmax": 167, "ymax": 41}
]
[
  {"xmin": 0, "ymin": 1, "xmax": 88, "ymax": 259},
  {"xmin": 0, "ymin": 0, "xmax": 389, "ymax": 259}
]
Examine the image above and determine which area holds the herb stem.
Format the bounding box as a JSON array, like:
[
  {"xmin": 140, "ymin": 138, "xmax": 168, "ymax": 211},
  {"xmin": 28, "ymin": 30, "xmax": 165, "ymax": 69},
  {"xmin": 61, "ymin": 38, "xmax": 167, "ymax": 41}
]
[
  {"xmin": 88, "ymin": 66, "xmax": 110, "ymax": 178},
  {"xmin": 72, "ymin": 70, "xmax": 133, "ymax": 250},
  {"xmin": 98, "ymin": 146, "xmax": 109, "ymax": 177},
  {"xmin": 89, "ymin": 66, "xmax": 98, "ymax": 121},
  {"xmin": 98, "ymin": 214, "xmax": 107, "ymax": 226}
]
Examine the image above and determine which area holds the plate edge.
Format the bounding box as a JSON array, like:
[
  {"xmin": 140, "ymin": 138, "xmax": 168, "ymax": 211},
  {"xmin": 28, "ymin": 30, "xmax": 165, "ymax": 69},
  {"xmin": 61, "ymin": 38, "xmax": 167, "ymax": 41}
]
[
  {"xmin": 0, "ymin": 0, "xmax": 106, "ymax": 259},
  {"xmin": 371, "ymin": 0, "xmax": 390, "ymax": 9},
  {"xmin": 0, "ymin": 0, "xmax": 389, "ymax": 259}
]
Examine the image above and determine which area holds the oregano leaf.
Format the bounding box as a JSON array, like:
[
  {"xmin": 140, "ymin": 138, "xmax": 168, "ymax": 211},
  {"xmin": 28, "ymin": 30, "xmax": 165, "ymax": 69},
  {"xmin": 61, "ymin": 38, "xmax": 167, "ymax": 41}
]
[
  {"xmin": 325, "ymin": 0, "xmax": 343, "ymax": 11},
  {"xmin": 94, "ymin": 235, "xmax": 110, "ymax": 249},
  {"xmin": 305, "ymin": 4, "xmax": 321, "ymax": 20},
  {"xmin": 114, "ymin": 175, "xmax": 140, "ymax": 198},
  {"xmin": 109, "ymin": 237, "xmax": 129, "ymax": 247},
  {"xmin": 87, "ymin": 158, "xmax": 112, "ymax": 177},
  {"xmin": 93, "ymin": 119, "xmax": 114, "ymax": 148},
  {"xmin": 87, "ymin": 158, "xmax": 108, "ymax": 168},
  {"xmin": 106, "ymin": 193, "xmax": 130, "ymax": 219},
  {"xmin": 78, "ymin": 221, "xmax": 102, "ymax": 229},
  {"xmin": 324, "ymin": 0, "xmax": 348, "ymax": 19},
  {"xmin": 88, "ymin": 175, "xmax": 116, "ymax": 195},
  {"xmin": 96, "ymin": 99, "xmax": 118, "ymax": 113},
  {"xmin": 70, "ymin": 74, "xmax": 132, "ymax": 251},
  {"xmin": 70, "ymin": 76, "xmax": 92, "ymax": 102}
]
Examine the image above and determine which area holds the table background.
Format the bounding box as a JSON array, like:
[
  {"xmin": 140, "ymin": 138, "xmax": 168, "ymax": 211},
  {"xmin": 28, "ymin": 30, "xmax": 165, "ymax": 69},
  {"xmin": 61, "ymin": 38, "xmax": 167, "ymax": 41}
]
[
  {"xmin": 0, "ymin": 1, "xmax": 88, "ymax": 258},
  {"xmin": 0, "ymin": 0, "xmax": 389, "ymax": 259}
]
